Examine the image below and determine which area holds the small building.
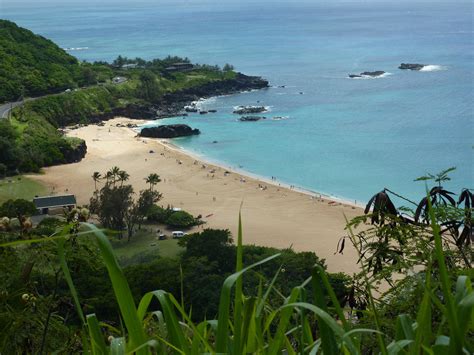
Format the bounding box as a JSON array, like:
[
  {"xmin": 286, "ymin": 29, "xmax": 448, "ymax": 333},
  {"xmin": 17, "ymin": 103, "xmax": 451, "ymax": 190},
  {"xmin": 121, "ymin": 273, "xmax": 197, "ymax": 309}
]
[
  {"xmin": 121, "ymin": 63, "xmax": 138, "ymax": 69},
  {"xmin": 112, "ymin": 76, "xmax": 127, "ymax": 84},
  {"xmin": 165, "ymin": 62, "xmax": 194, "ymax": 72},
  {"xmin": 33, "ymin": 195, "xmax": 77, "ymax": 215}
]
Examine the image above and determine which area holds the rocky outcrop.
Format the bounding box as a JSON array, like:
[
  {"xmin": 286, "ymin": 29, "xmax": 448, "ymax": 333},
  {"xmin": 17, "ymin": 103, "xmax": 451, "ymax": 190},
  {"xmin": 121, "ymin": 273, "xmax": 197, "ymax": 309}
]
[
  {"xmin": 399, "ymin": 63, "xmax": 425, "ymax": 71},
  {"xmin": 158, "ymin": 73, "xmax": 269, "ymax": 117},
  {"xmin": 140, "ymin": 124, "xmax": 200, "ymax": 139},
  {"xmin": 62, "ymin": 139, "xmax": 87, "ymax": 163},
  {"xmin": 83, "ymin": 73, "xmax": 268, "ymax": 122},
  {"xmin": 239, "ymin": 116, "xmax": 266, "ymax": 121},
  {"xmin": 349, "ymin": 71, "xmax": 385, "ymax": 78},
  {"xmin": 233, "ymin": 106, "xmax": 267, "ymax": 114},
  {"xmin": 361, "ymin": 71, "xmax": 385, "ymax": 77},
  {"xmin": 112, "ymin": 104, "xmax": 157, "ymax": 119}
]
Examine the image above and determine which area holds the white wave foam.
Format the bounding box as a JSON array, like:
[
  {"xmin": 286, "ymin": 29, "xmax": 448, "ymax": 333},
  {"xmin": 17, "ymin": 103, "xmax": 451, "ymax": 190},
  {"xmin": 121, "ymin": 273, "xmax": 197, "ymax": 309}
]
[
  {"xmin": 419, "ymin": 65, "xmax": 445, "ymax": 72},
  {"xmin": 348, "ymin": 72, "xmax": 392, "ymax": 80},
  {"xmin": 64, "ymin": 47, "xmax": 89, "ymax": 51}
]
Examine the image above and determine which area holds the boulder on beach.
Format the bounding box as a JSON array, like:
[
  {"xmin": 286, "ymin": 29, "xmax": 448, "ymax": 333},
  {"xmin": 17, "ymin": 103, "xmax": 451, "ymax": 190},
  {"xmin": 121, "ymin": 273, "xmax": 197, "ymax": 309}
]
[
  {"xmin": 233, "ymin": 105, "xmax": 267, "ymax": 114},
  {"xmin": 399, "ymin": 63, "xmax": 425, "ymax": 71},
  {"xmin": 140, "ymin": 124, "xmax": 200, "ymax": 138}
]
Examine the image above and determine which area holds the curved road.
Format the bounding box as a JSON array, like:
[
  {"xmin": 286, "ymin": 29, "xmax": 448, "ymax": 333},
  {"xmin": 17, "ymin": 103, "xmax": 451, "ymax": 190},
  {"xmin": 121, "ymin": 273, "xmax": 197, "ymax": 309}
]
[{"xmin": 0, "ymin": 100, "xmax": 24, "ymax": 119}]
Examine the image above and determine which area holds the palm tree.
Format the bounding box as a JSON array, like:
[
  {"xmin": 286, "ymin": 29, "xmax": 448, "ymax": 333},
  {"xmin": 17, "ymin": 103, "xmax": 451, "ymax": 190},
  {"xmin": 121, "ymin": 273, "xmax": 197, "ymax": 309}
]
[
  {"xmin": 107, "ymin": 166, "xmax": 121, "ymax": 186},
  {"xmin": 145, "ymin": 173, "xmax": 161, "ymax": 191},
  {"xmin": 118, "ymin": 170, "xmax": 130, "ymax": 186},
  {"xmin": 92, "ymin": 172, "xmax": 102, "ymax": 191}
]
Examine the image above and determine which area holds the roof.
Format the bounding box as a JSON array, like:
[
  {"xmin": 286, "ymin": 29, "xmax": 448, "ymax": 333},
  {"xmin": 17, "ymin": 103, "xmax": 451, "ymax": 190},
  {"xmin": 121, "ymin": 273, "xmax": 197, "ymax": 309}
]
[{"xmin": 33, "ymin": 195, "xmax": 77, "ymax": 209}]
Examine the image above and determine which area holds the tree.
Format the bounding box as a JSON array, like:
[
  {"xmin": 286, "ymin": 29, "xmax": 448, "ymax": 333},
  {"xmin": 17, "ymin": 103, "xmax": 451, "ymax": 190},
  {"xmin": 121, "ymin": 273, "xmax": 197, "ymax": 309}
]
[
  {"xmin": 0, "ymin": 199, "xmax": 37, "ymax": 220},
  {"xmin": 106, "ymin": 166, "xmax": 121, "ymax": 187},
  {"xmin": 166, "ymin": 210, "xmax": 196, "ymax": 228},
  {"xmin": 92, "ymin": 171, "xmax": 101, "ymax": 191},
  {"xmin": 223, "ymin": 63, "xmax": 234, "ymax": 72},
  {"xmin": 145, "ymin": 173, "xmax": 161, "ymax": 191},
  {"xmin": 117, "ymin": 170, "xmax": 130, "ymax": 187},
  {"xmin": 136, "ymin": 189, "xmax": 162, "ymax": 230},
  {"xmin": 89, "ymin": 184, "xmax": 134, "ymax": 233},
  {"xmin": 137, "ymin": 71, "xmax": 161, "ymax": 102}
]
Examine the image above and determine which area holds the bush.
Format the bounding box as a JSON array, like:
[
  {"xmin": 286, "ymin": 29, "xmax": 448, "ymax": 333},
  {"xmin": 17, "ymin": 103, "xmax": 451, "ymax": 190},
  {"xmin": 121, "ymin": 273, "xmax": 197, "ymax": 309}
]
[
  {"xmin": 0, "ymin": 199, "xmax": 37, "ymax": 218},
  {"xmin": 146, "ymin": 205, "xmax": 172, "ymax": 223},
  {"xmin": 166, "ymin": 210, "xmax": 196, "ymax": 228},
  {"xmin": 35, "ymin": 217, "xmax": 65, "ymax": 235}
]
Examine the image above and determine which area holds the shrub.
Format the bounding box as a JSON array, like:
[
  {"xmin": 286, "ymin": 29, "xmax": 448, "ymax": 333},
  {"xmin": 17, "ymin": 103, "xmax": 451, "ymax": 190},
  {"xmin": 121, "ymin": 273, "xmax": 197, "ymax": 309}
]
[
  {"xmin": 0, "ymin": 199, "xmax": 37, "ymax": 219},
  {"xmin": 165, "ymin": 210, "xmax": 196, "ymax": 228},
  {"xmin": 146, "ymin": 205, "xmax": 171, "ymax": 223}
]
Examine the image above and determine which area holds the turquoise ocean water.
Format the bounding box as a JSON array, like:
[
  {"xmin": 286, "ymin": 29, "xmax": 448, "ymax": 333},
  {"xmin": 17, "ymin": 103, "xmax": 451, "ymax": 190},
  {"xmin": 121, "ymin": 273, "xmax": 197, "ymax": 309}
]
[{"xmin": 2, "ymin": 0, "xmax": 472, "ymax": 204}]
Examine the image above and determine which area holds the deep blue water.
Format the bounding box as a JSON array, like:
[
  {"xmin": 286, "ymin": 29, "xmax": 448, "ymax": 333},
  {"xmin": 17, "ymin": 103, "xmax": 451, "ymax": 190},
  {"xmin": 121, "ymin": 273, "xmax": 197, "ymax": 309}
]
[{"xmin": 2, "ymin": 0, "xmax": 473, "ymax": 203}]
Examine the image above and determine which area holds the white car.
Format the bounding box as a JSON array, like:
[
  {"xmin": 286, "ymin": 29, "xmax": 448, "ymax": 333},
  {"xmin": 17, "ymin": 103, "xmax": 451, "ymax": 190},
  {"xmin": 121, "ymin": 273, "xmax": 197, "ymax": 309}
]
[{"xmin": 172, "ymin": 231, "xmax": 186, "ymax": 239}]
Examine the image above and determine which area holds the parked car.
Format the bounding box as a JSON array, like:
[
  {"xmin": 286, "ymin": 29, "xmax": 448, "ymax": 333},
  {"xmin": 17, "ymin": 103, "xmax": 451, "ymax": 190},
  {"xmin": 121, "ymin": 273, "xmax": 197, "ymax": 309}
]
[{"xmin": 172, "ymin": 231, "xmax": 186, "ymax": 239}]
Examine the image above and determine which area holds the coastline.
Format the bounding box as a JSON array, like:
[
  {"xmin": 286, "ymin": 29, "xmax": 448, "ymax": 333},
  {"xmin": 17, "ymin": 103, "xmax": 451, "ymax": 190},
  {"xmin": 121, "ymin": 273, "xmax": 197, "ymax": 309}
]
[
  {"xmin": 29, "ymin": 117, "xmax": 363, "ymax": 274},
  {"xmin": 150, "ymin": 135, "xmax": 365, "ymax": 210}
]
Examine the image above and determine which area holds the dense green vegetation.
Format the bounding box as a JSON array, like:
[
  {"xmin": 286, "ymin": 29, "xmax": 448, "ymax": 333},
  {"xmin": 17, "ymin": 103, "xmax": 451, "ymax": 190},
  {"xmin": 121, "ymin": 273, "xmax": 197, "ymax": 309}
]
[
  {"xmin": 0, "ymin": 20, "xmax": 81, "ymax": 102},
  {"xmin": 0, "ymin": 20, "xmax": 242, "ymax": 176},
  {"xmin": 0, "ymin": 168, "xmax": 471, "ymax": 353}
]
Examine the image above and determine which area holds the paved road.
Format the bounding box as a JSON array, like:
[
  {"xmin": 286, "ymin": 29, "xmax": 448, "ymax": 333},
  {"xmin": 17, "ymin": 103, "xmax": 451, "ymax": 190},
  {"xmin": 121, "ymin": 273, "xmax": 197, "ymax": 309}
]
[
  {"xmin": 0, "ymin": 100, "xmax": 24, "ymax": 119},
  {"xmin": 0, "ymin": 81, "xmax": 125, "ymax": 119}
]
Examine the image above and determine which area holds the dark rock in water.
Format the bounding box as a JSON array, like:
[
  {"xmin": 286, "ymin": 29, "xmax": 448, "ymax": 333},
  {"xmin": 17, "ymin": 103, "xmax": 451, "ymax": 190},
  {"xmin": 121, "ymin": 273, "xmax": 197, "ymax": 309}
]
[
  {"xmin": 140, "ymin": 124, "xmax": 200, "ymax": 138},
  {"xmin": 212, "ymin": 140, "xmax": 218, "ymax": 144},
  {"xmin": 233, "ymin": 106, "xmax": 267, "ymax": 114},
  {"xmin": 199, "ymin": 111, "xmax": 208, "ymax": 114},
  {"xmin": 399, "ymin": 63, "xmax": 425, "ymax": 71},
  {"xmin": 239, "ymin": 116, "xmax": 265, "ymax": 122},
  {"xmin": 208, "ymin": 109, "xmax": 217, "ymax": 113},
  {"xmin": 349, "ymin": 71, "xmax": 385, "ymax": 78},
  {"xmin": 361, "ymin": 71, "xmax": 385, "ymax": 77}
]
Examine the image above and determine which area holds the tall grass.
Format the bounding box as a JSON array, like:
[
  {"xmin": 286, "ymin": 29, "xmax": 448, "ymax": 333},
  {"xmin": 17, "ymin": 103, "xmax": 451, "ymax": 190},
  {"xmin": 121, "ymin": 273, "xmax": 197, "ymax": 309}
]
[{"xmin": 2, "ymin": 211, "xmax": 472, "ymax": 353}]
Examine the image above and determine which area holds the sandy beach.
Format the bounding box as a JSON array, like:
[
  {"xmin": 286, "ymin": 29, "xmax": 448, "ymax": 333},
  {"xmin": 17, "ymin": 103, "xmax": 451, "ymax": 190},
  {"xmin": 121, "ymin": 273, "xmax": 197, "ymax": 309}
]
[{"xmin": 30, "ymin": 118, "xmax": 363, "ymax": 273}]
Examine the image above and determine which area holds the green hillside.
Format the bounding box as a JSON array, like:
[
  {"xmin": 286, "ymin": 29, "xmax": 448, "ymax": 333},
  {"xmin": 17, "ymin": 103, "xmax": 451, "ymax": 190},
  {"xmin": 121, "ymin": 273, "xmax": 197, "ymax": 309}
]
[
  {"xmin": 0, "ymin": 19, "xmax": 83, "ymax": 102},
  {"xmin": 0, "ymin": 21, "xmax": 267, "ymax": 175}
]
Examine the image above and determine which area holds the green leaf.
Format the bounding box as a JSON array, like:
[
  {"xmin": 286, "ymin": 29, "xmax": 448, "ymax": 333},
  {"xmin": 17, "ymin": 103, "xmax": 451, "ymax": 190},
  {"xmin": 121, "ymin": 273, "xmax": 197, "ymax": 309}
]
[
  {"xmin": 86, "ymin": 314, "xmax": 108, "ymax": 355},
  {"xmin": 215, "ymin": 253, "xmax": 281, "ymax": 353},
  {"xmin": 82, "ymin": 223, "xmax": 148, "ymax": 354}
]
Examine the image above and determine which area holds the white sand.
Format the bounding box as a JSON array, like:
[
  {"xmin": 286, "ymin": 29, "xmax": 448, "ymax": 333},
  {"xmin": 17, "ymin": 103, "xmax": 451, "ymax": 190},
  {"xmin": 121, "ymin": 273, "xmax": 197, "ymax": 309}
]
[{"xmin": 30, "ymin": 118, "xmax": 364, "ymax": 273}]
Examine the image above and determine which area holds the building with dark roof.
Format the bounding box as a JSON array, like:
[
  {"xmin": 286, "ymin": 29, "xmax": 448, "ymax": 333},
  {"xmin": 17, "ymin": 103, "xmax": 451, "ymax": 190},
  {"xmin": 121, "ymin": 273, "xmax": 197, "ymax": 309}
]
[
  {"xmin": 165, "ymin": 62, "xmax": 194, "ymax": 72},
  {"xmin": 33, "ymin": 195, "xmax": 76, "ymax": 214}
]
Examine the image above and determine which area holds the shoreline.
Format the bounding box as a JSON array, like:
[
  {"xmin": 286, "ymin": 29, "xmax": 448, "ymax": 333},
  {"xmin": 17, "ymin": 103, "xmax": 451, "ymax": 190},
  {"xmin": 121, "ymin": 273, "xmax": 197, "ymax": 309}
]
[
  {"xmin": 30, "ymin": 117, "xmax": 363, "ymax": 274},
  {"xmin": 146, "ymin": 135, "xmax": 364, "ymax": 210}
]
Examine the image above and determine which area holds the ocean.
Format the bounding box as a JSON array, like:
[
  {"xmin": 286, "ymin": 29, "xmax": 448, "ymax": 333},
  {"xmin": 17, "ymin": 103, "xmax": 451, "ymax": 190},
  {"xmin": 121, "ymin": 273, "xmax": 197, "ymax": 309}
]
[{"xmin": 2, "ymin": 0, "xmax": 473, "ymax": 204}]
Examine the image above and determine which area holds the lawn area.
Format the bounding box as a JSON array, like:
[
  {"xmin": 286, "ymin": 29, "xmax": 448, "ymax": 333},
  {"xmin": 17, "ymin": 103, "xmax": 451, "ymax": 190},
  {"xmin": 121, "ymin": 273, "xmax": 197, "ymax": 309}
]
[
  {"xmin": 0, "ymin": 175, "xmax": 47, "ymax": 204},
  {"xmin": 110, "ymin": 226, "xmax": 184, "ymax": 265}
]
